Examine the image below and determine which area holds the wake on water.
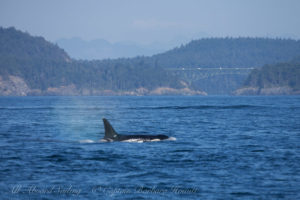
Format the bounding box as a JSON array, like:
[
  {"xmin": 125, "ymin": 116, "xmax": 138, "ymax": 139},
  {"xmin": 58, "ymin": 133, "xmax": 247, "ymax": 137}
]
[{"xmin": 79, "ymin": 137, "xmax": 177, "ymax": 143}]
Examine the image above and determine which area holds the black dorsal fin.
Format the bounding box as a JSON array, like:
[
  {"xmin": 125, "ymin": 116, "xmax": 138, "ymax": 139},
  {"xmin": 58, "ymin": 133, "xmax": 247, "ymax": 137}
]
[{"xmin": 102, "ymin": 118, "xmax": 118, "ymax": 139}]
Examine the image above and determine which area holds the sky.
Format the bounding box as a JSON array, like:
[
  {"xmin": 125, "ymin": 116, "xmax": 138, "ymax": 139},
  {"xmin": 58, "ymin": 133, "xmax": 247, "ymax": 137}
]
[{"xmin": 1, "ymin": 0, "xmax": 300, "ymax": 44}]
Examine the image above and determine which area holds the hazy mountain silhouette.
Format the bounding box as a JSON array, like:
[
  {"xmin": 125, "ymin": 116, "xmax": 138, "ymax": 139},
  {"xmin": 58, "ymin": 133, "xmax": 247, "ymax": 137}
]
[{"xmin": 56, "ymin": 37, "xmax": 185, "ymax": 60}]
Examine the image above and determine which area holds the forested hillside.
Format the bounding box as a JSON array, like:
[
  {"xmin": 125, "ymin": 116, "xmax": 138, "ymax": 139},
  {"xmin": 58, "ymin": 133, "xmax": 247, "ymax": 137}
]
[
  {"xmin": 0, "ymin": 27, "xmax": 189, "ymax": 96},
  {"xmin": 149, "ymin": 37, "xmax": 300, "ymax": 94},
  {"xmin": 0, "ymin": 27, "xmax": 70, "ymax": 62},
  {"xmin": 152, "ymin": 37, "xmax": 300, "ymax": 68},
  {"xmin": 235, "ymin": 59, "xmax": 300, "ymax": 95},
  {"xmin": 1, "ymin": 27, "xmax": 300, "ymax": 96}
]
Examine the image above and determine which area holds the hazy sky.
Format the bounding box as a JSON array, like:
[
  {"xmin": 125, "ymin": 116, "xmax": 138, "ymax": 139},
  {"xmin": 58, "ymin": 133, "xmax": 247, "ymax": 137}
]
[{"xmin": 1, "ymin": 0, "xmax": 300, "ymax": 44}]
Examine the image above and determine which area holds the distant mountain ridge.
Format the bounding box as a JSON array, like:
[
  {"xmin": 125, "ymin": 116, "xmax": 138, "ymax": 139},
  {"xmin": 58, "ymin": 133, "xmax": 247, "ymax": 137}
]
[{"xmin": 56, "ymin": 37, "xmax": 175, "ymax": 60}]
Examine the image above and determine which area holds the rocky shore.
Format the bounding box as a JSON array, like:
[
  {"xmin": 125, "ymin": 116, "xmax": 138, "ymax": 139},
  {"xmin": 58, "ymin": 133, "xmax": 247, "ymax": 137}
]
[
  {"xmin": 234, "ymin": 86, "xmax": 300, "ymax": 95},
  {"xmin": 0, "ymin": 75, "xmax": 207, "ymax": 96}
]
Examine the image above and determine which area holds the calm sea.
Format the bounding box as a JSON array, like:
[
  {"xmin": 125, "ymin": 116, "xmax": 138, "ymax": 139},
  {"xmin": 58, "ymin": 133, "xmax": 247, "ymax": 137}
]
[{"xmin": 0, "ymin": 96, "xmax": 299, "ymax": 199}]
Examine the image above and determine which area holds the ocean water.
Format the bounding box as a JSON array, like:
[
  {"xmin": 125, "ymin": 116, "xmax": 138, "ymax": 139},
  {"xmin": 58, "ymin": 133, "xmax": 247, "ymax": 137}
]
[{"xmin": 0, "ymin": 96, "xmax": 299, "ymax": 199}]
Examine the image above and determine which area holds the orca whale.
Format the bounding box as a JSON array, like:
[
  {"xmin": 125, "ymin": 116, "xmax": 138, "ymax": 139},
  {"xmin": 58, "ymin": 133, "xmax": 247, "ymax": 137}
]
[{"xmin": 101, "ymin": 118, "xmax": 174, "ymax": 142}]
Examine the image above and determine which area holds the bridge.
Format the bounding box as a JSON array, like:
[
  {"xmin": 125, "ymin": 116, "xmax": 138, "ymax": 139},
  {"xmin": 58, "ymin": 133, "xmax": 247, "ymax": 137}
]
[{"xmin": 165, "ymin": 67, "xmax": 255, "ymax": 94}]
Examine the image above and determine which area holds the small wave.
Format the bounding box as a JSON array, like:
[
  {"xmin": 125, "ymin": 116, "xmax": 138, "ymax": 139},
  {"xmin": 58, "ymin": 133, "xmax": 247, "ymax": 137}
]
[
  {"xmin": 0, "ymin": 105, "xmax": 269, "ymax": 111},
  {"xmin": 167, "ymin": 137, "xmax": 177, "ymax": 141},
  {"xmin": 83, "ymin": 157, "xmax": 112, "ymax": 161},
  {"xmin": 79, "ymin": 139, "xmax": 95, "ymax": 143},
  {"xmin": 172, "ymin": 149, "xmax": 194, "ymax": 153},
  {"xmin": 231, "ymin": 192, "xmax": 256, "ymax": 197},
  {"xmin": 132, "ymin": 105, "xmax": 263, "ymax": 110},
  {"xmin": 0, "ymin": 106, "xmax": 109, "ymax": 111},
  {"xmin": 44, "ymin": 154, "xmax": 67, "ymax": 162}
]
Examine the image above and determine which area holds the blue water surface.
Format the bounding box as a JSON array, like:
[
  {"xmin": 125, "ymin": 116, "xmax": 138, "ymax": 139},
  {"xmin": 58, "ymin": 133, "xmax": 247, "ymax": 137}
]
[{"xmin": 0, "ymin": 96, "xmax": 299, "ymax": 199}]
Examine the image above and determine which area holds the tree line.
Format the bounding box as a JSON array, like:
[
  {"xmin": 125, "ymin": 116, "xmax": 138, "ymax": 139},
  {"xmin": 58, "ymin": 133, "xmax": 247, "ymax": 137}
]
[{"xmin": 1, "ymin": 27, "xmax": 300, "ymax": 94}]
